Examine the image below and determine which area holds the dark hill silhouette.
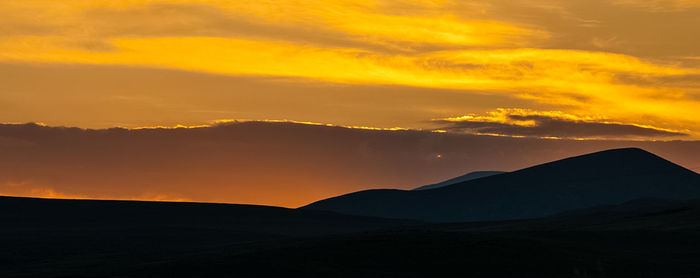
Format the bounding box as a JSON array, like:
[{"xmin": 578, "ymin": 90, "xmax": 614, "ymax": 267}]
[
  {"xmin": 5, "ymin": 197, "xmax": 697, "ymax": 277},
  {"xmin": 413, "ymin": 171, "xmax": 506, "ymax": 190},
  {"xmin": 0, "ymin": 196, "xmax": 413, "ymax": 236},
  {"xmin": 302, "ymin": 148, "xmax": 700, "ymax": 222},
  {"xmin": 0, "ymin": 196, "xmax": 416, "ymax": 277},
  {"xmin": 2, "ymin": 195, "xmax": 700, "ymax": 277}
]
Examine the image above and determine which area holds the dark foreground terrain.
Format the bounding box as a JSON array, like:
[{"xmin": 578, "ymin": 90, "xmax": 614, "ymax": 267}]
[{"xmin": 1, "ymin": 196, "xmax": 700, "ymax": 277}]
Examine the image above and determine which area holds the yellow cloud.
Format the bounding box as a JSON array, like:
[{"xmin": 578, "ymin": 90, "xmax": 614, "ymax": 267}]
[
  {"xmin": 3, "ymin": 35, "xmax": 692, "ymax": 85},
  {"xmin": 440, "ymin": 108, "xmax": 690, "ymax": 139},
  {"xmin": 327, "ymin": 13, "xmax": 545, "ymax": 47},
  {"xmin": 1, "ymin": 35, "xmax": 698, "ymax": 132},
  {"xmin": 443, "ymin": 108, "xmax": 605, "ymax": 127},
  {"xmin": 0, "ymin": 0, "xmax": 541, "ymax": 50}
]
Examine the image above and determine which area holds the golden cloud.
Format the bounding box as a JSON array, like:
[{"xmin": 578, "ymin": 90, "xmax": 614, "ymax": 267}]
[
  {"xmin": 2, "ymin": 35, "xmax": 697, "ymax": 132},
  {"xmin": 438, "ymin": 109, "xmax": 690, "ymax": 139}
]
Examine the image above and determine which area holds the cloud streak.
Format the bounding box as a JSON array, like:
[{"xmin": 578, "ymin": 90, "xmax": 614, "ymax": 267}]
[{"xmin": 437, "ymin": 109, "xmax": 689, "ymax": 139}]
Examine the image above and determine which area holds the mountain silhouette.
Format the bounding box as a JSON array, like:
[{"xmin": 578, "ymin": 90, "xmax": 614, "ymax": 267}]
[
  {"xmin": 302, "ymin": 148, "xmax": 700, "ymax": 222},
  {"xmin": 413, "ymin": 171, "xmax": 506, "ymax": 190}
]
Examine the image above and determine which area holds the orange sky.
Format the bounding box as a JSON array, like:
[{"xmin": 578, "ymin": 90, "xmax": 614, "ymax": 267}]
[
  {"xmin": 0, "ymin": 0, "xmax": 699, "ymax": 139},
  {"xmin": 1, "ymin": 122, "xmax": 699, "ymax": 207}
]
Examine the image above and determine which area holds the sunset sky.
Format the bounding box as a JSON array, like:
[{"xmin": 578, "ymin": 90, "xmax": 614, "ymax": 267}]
[
  {"xmin": 2, "ymin": 1, "xmax": 700, "ymax": 206},
  {"xmin": 1, "ymin": 0, "xmax": 699, "ymax": 138}
]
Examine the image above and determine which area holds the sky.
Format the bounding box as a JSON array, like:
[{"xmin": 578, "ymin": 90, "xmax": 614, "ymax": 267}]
[
  {"xmin": 1, "ymin": 1, "xmax": 700, "ymax": 206},
  {"xmin": 1, "ymin": 0, "xmax": 699, "ymax": 139},
  {"xmin": 2, "ymin": 122, "xmax": 700, "ymax": 207}
]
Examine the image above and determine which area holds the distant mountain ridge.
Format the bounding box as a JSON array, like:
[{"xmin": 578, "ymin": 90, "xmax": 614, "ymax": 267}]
[
  {"xmin": 413, "ymin": 171, "xmax": 506, "ymax": 191},
  {"xmin": 302, "ymin": 148, "xmax": 700, "ymax": 222}
]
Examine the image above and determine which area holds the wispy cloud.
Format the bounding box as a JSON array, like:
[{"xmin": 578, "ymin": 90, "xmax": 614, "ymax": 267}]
[{"xmin": 436, "ymin": 109, "xmax": 689, "ymax": 139}]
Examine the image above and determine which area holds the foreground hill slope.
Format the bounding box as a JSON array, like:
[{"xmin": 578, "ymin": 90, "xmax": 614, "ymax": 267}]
[
  {"xmin": 0, "ymin": 196, "xmax": 416, "ymax": 277},
  {"xmin": 0, "ymin": 196, "xmax": 412, "ymax": 236},
  {"xmin": 302, "ymin": 148, "xmax": 700, "ymax": 222},
  {"xmin": 4, "ymin": 197, "xmax": 699, "ymax": 277},
  {"xmin": 431, "ymin": 198, "xmax": 700, "ymax": 232},
  {"xmin": 150, "ymin": 198, "xmax": 700, "ymax": 278}
]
